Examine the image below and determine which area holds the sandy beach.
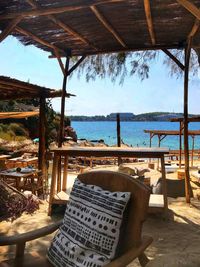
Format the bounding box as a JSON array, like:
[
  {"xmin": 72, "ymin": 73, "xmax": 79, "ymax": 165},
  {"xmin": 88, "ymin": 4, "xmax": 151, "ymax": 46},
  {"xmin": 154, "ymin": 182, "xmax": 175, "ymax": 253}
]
[{"xmin": 0, "ymin": 161, "xmax": 200, "ymax": 267}]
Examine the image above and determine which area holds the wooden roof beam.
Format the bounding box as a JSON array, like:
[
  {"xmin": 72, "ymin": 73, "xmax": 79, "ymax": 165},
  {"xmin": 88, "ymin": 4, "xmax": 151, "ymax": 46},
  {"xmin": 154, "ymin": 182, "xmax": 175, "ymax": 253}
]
[
  {"xmin": 0, "ymin": 17, "xmax": 22, "ymax": 43},
  {"xmin": 46, "ymin": 90, "xmax": 76, "ymax": 98},
  {"xmin": 144, "ymin": 0, "xmax": 156, "ymax": 45},
  {"xmin": 90, "ymin": 5, "xmax": 127, "ymax": 48},
  {"xmin": 0, "ymin": 0, "xmax": 124, "ymax": 20},
  {"xmin": 177, "ymin": 0, "xmax": 200, "ymax": 20},
  {"xmin": 26, "ymin": 1, "xmax": 67, "ymax": 75},
  {"xmin": 188, "ymin": 19, "xmax": 200, "ymax": 38},
  {"xmin": 53, "ymin": 48, "xmax": 66, "ymax": 76},
  {"xmin": 68, "ymin": 56, "xmax": 86, "ymax": 76},
  {"xmin": 162, "ymin": 49, "xmax": 185, "ymax": 70}
]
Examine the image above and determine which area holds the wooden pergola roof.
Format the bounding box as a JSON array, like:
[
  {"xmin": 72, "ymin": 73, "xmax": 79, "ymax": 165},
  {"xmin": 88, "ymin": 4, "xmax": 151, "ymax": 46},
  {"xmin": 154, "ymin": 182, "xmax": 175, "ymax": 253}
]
[
  {"xmin": 0, "ymin": 76, "xmax": 73, "ymax": 100},
  {"xmin": 144, "ymin": 129, "xmax": 200, "ymax": 136},
  {"xmin": 0, "ymin": 1, "xmax": 200, "ymax": 57}
]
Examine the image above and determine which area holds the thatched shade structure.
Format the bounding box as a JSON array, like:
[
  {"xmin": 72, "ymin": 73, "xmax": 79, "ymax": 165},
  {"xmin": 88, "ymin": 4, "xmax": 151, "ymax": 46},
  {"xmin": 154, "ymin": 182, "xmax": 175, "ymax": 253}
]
[
  {"xmin": 0, "ymin": 76, "xmax": 73, "ymax": 177},
  {"xmin": 0, "ymin": 0, "xmax": 200, "ymax": 203},
  {"xmin": 0, "ymin": 1, "xmax": 200, "ymax": 56},
  {"xmin": 144, "ymin": 129, "xmax": 200, "ymax": 167},
  {"xmin": 169, "ymin": 116, "xmax": 200, "ymax": 167},
  {"xmin": 0, "ymin": 76, "xmax": 73, "ymax": 100}
]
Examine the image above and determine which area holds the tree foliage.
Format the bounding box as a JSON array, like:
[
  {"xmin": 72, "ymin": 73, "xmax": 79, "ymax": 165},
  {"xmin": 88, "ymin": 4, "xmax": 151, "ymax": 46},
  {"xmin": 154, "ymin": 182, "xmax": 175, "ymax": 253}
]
[
  {"xmin": 72, "ymin": 49, "xmax": 199, "ymax": 84},
  {"xmin": 163, "ymin": 49, "xmax": 199, "ymax": 78}
]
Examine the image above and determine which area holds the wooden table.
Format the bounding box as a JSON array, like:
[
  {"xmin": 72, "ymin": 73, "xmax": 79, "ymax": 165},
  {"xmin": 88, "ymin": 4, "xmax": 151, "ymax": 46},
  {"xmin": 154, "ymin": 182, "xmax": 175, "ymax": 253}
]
[
  {"xmin": 7, "ymin": 157, "xmax": 38, "ymax": 168},
  {"xmin": 0, "ymin": 168, "xmax": 38, "ymax": 190},
  {"xmin": 48, "ymin": 147, "xmax": 169, "ymax": 216}
]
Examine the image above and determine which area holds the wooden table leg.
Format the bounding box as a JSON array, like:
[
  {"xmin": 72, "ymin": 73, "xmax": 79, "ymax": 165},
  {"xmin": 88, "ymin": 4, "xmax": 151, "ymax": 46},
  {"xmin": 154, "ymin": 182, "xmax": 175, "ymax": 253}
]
[
  {"xmin": 16, "ymin": 177, "xmax": 20, "ymax": 191},
  {"xmin": 48, "ymin": 154, "xmax": 59, "ymax": 216},
  {"xmin": 62, "ymin": 156, "xmax": 68, "ymax": 191},
  {"xmin": 160, "ymin": 155, "xmax": 168, "ymax": 217},
  {"xmin": 57, "ymin": 155, "xmax": 62, "ymax": 193}
]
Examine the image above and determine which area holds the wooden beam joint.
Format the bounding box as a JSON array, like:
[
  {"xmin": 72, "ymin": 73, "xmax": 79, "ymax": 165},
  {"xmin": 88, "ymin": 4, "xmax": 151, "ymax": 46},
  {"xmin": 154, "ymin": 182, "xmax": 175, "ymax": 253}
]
[{"xmin": 162, "ymin": 49, "xmax": 185, "ymax": 71}]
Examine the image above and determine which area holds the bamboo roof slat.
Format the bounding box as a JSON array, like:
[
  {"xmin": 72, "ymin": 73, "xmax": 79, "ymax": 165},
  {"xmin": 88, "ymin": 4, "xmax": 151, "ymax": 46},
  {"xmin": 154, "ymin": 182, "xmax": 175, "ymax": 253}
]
[{"xmin": 1, "ymin": 1, "xmax": 200, "ymax": 56}]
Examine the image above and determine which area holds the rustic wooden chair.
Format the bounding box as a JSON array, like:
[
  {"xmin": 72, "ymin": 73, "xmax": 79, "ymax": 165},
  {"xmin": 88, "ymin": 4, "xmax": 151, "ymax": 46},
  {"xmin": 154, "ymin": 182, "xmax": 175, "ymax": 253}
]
[{"xmin": 0, "ymin": 170, "xmax": 152, "ymax": 267}]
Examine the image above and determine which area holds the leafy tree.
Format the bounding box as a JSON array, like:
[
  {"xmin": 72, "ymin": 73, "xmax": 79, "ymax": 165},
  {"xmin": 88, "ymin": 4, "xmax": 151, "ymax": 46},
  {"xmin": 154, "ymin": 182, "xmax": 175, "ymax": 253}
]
[{"xmin": 72, "ymin": 49, "xmax": 199, "ymax": 84}]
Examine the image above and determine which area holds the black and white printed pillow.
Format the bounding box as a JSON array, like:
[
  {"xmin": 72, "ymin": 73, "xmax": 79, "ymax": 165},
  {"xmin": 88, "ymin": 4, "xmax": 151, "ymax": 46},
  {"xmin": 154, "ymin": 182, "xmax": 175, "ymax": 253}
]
[{"xmin": 47, "ymin": 178, "xmax": 131, "ymax": 267}]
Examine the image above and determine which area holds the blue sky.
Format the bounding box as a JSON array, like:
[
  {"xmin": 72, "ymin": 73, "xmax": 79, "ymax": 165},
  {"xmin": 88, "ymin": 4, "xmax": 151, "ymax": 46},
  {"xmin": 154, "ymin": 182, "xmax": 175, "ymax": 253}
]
[{"xmin": 0, "ymin": 36, "xmax": 199, "ymax": 116}]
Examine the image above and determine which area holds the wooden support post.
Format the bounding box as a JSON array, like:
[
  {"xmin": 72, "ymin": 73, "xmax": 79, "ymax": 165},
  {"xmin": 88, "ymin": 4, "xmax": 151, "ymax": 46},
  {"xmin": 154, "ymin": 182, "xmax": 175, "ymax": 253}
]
[
  {"xmin": 62, "ymin": 156, "xmax": 68, "ymax": 191},
  {"xmin": 38, "ymin": 96, "xmax": 47, "ymax": 177},
  {"xmin": 158, "ymin": 135, "xmax": 161, "ymax": 147},
  {"xmin": 149, "ymin": 133, "xmax": 152, "ymax": 147},
  {"xmin": 117, "ymin": 113, "xmax": 122, "ymax": 165},
  {"xmin": 191, "ymin": 135, "xmax": 195, "ymax": 167},
  {"xmin": 157, "ymin": 135, "xmax": 161, "ymax": 169},
  {"xmin": 16, "ymin": 242, "xmax": 26, "ymax": 258},
  {"xmin": 57, "ymin": 56, "xmax": 70, "ymax": 192},
  {"xmin": 184, "ymin": 38, "xmax": 192, "ymax": 203},
  {"xmin": 179, "ymin": 121, "xmax": 183, "ymax": 168},
  {"xmin": 58, "ymin": 55, "xmax": 70, "ymax": 147},
  {"xmin": 117, "ymin": 113, "xmax": 121, "ymax": 147},
  {"xmin": 56, "ymin": 53, "xmax": 85, "ymax": 197},
  {"xmin": 160, "ymin": 155, "xmax": 168, "ymax": 217},
  {"xmin": 48, "ymin": 153, "xmax": 59, "ymax": 216}
]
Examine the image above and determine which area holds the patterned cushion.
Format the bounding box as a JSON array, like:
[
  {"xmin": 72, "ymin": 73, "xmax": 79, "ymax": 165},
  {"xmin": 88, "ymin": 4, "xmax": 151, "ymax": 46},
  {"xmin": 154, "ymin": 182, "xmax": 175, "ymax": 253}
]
[{"xmin": 47, "ymin": 178, "xmax": 131, "ymax": 267}]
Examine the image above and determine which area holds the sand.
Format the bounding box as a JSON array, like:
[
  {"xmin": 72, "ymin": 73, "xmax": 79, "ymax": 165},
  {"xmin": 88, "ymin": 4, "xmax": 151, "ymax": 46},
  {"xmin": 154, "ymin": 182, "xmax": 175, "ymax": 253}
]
[{"xmin": 0, "ymin": 163, "xmax": 200, "ymax": 267}]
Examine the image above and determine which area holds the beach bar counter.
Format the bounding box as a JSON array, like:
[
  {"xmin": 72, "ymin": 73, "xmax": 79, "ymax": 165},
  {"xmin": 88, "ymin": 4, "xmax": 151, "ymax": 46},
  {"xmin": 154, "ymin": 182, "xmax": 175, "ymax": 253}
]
[{"xmin": 48, "ymin": 147, "xmax": 169, "ymax": 216}]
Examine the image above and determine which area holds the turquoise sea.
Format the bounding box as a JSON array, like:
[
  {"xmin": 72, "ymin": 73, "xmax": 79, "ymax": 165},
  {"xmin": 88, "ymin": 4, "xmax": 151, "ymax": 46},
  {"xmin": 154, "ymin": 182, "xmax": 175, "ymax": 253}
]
[{"xmin": 71, "ymin": 121, "xmax": 200, "ymax": 150}]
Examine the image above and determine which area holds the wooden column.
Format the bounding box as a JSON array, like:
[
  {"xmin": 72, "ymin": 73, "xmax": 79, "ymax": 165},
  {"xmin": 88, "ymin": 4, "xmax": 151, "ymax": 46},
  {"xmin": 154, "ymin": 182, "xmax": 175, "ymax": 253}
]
[
  {"xmin": 160, "ymin": 155, "xmax": 168, "ymax": 217},
  {"xmin": 158, "ymin": 135, "xmax": 161, "ymax": 147},
  {"xmin": 57, "ymin": 56, "xmax": 70, "ymax": 193},
  {"xmin": 117, "ymin": 113, "xmax": 121, "ymax": 147},
  {"xmin": 179, "ymin": 121, "xmax": 183, "ymax": 168},
  {"xmin": 149, "ymin": 133, "xmax": 153, "ymax": 147},
  {"xmin": 58, "ymin": 56, "xmax": 70, "ymax": 147},
  {"xmin": 184, "ymin": 38, "xmax": 192, "ymax": 203},
  {"xmin": 38, "ymin": 96, "xmax": 46, "ymax": 175},
  {"xmin": 116, "ymin": 113, "xmax": 122, "ymax": 165},
  {"xmin": 191, "ymin": 135, "xmax": 195, "ymax": 167}
]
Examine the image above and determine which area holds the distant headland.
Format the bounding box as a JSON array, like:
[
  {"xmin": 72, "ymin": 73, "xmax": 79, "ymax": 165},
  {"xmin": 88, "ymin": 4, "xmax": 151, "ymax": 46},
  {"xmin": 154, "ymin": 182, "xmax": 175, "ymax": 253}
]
[{"xmin": 69, "ymin": 112, "xmax": 199, "ymax": 122}]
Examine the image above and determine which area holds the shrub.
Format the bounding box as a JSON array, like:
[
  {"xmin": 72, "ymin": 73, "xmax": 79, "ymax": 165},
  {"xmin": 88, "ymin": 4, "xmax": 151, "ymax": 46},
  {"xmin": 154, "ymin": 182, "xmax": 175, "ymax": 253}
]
[
  {"xmin": 15, "ymin": 136, "xmax": 27, "ymax": 141},
  {"xmin": 9, "ymin": 123, "xmax": 28, "ymax": 137},
  {"xmin": 0, "ymin": 132, "xmax": 14, "ymax": 141},
  {"xmin": 0, "ymin": 124, "xmax": 9, "ymax": 132}
]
